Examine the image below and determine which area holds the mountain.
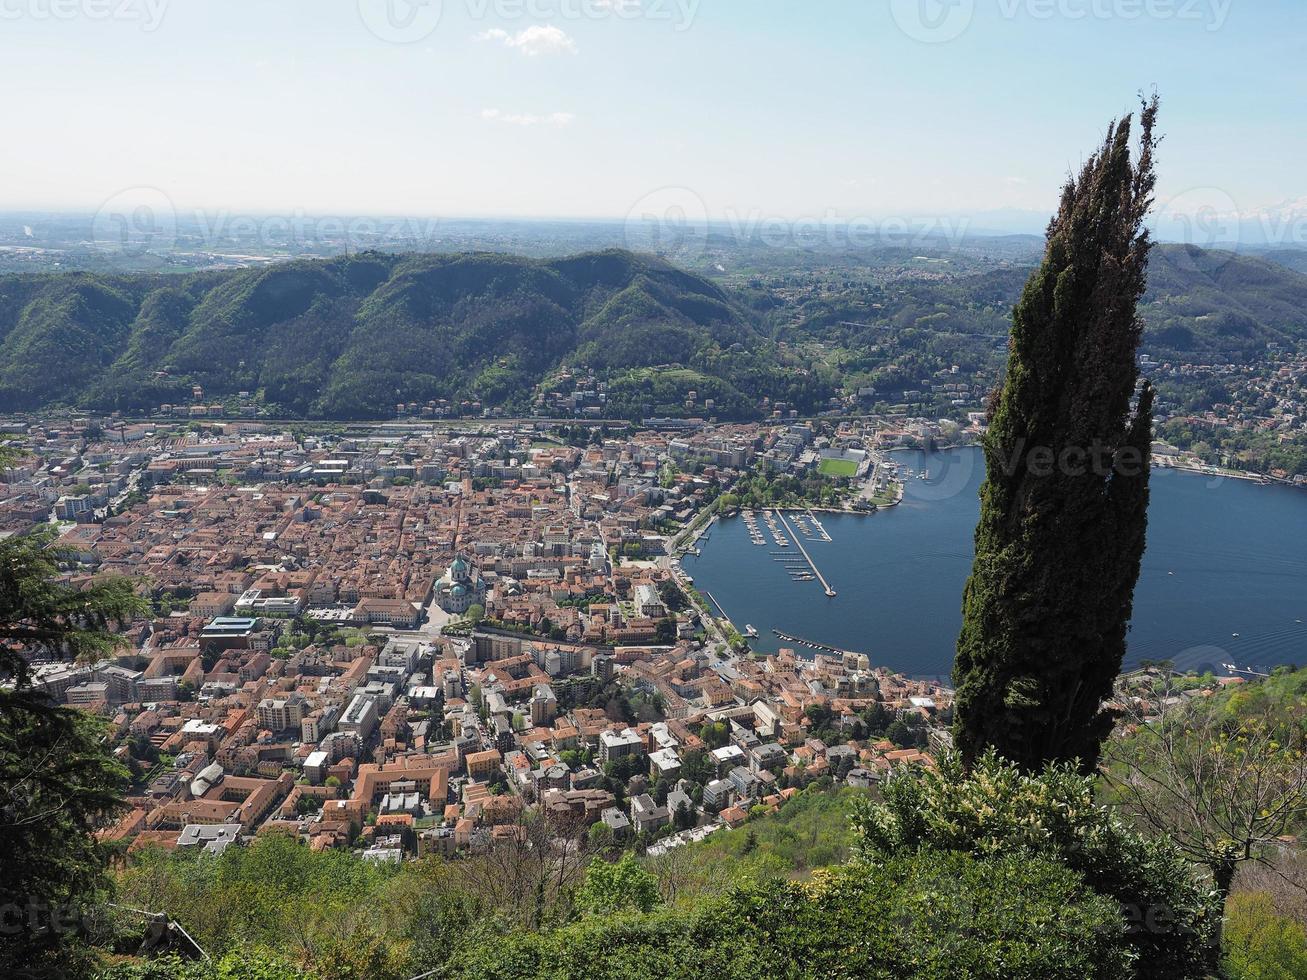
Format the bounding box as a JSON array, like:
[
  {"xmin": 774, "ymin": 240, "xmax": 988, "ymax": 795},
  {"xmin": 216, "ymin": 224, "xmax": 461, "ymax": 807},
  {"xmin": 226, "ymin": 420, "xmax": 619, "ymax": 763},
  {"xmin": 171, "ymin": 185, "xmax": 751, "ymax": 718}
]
[
  {"xmin": 0, "ymin": 250, "xmax": 831, "ymax": 419},
  {"xmin": 765, "ymin": 242, "xmax": 1307, "ymax": 362},
  {"xmin": 1240, "ymin": 245, "xmax": 1307, "ymax": 278},
  {"xmin": 1141, "ymin": 244, "xmax": 1307, "ymax": 357},
  {"xmin": 3, "ymin": 243, "xmax": 1303, "ymax": 420}
]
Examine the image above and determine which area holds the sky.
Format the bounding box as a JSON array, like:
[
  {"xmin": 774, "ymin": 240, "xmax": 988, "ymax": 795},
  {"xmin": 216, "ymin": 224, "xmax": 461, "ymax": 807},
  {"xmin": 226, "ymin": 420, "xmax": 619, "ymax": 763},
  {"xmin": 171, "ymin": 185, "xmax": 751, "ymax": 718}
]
[{"xmin": 1, "ymin": 0, "xmax": 1304, "ymax": 241}]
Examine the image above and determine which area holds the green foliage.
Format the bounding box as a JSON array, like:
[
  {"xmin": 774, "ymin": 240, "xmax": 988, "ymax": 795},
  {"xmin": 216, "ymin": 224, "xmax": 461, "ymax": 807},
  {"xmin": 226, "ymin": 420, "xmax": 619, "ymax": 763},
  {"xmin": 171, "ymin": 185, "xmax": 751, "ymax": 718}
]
[
  {"xmin": 0, "ymin": 250, "xmax": 832, "ymax": 420},
  {"xmin": 0, "ymin": 529, "xmax": 146, "ymax": 977},
  {"xmin": 653, "ymin": 786, "xmax": 865, "ymax": 899},
  {"xmin": 0, "ymin": 696, "xmax": 130, "ymax": 978},
  {"xmin": 1102, "ymin": 666, "xmax": 1307, "ymax": 917},
  {"xmin": 953, "ymin": 102, "xmax": 1159, "ymax": 773},
  {"xmin": 1222, "ymin": 892, "xmax": 1307, "ymax": 980},
  {"xmin": 98, "ymin": 951, "xmax": 316, "ymax": 980},
  {"xmin": 112, "ymin": 834, "xmax": 404, "ymax": 971},
  {"xmin": 0, "ymin": 528, "xmax": 148, "ymax": 687},
  {"xmin": 730, "ymin": 469, "xmax": 849, "ymax": 510},
  {"xmin": 574, "ymin": 854, "xmax": 661, "ymax": 917},
  {"xmin": 446, "ymin": 851, "xmax": 1132, "ymax": 980},
  {"xmin": 851, "ymin": 751, "xmax": 1219, "ymax": 979}
]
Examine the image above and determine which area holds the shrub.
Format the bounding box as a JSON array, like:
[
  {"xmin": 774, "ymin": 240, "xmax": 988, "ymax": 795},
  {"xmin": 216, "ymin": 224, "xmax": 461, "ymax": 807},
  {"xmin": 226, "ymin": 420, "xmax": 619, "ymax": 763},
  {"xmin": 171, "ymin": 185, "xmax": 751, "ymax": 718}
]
[
  {"xmin": 1223, "ymin": 892, "xmax": 1307, "ymax": 980},
  {"xmin": 850, "ymin": 751, "xmax": 1220, "ymax": 979},
  {"xmin": 445, "ymin": 851, "xmax": 1131, "ymax": 980}
]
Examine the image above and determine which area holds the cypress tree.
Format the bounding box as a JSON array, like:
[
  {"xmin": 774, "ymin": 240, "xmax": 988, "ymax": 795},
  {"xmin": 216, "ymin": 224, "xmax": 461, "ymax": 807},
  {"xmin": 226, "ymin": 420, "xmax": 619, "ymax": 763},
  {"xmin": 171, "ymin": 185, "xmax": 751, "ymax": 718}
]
[{"xmin": 953, "ymin": 97, "xmax": 1159, "ymax": 773}]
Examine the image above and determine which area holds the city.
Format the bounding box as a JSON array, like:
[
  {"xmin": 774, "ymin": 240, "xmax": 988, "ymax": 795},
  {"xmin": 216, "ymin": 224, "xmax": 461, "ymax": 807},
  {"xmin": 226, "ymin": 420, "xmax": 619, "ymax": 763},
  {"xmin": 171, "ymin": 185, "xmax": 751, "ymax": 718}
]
[{"xmin": 2, "ymin": 410, "xmax": 959, "ymax": 866}]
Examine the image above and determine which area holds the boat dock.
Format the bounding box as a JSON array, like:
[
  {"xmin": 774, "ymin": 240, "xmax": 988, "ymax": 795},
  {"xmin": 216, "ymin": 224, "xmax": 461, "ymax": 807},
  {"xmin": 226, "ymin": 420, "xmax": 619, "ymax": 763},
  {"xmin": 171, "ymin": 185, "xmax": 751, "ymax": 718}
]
[
  {"xmin": 776, "ymin": 511, "xmax": 837, "ymax": 596},
  {"xmin": 772, "ymin": 630, "xmax": 866, "ymax": 659},
  {"xmin": 805, "ymin": 510, "xmax": 833, "ymax": 542}
]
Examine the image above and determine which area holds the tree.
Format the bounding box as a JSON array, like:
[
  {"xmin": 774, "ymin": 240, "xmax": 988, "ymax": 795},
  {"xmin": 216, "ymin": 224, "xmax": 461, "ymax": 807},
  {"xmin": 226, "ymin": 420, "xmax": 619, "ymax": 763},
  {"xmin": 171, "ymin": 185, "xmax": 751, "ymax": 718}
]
[
  {"xmin": 573, "ymin": 853, "xmax": 661, "ymax": 917},
  {"xmin": 0, "ymin": 699, "xmax": 131, "ymax": 978},
  {"xmin": 851, "ymin": 750, "xmax": 1218, "ymax": 979},
  {"xmin": 673, "ymin": 799, "xmax": 695, "ymax": 831},
  {"xmin": 1103, "ymin": 691, "xmax": 1307, "ymax": 943},
  {"xmin": 1222, "ymin": 892, "xmax": 1307, "ymax": 980},
  {"xmin": 0, "ymin": 528, "xmax": 146, "ymax": 690},
  {"xmin": 953, "ymin": 97, "xmax": 1160, "ymax": 774},
  {"xmin": 0, "ymin": 529, "xmax": 146, "ymax": 976},
  {"xmin": 466, "ymin": 603, "xmax": 485, "ymax": 625}
]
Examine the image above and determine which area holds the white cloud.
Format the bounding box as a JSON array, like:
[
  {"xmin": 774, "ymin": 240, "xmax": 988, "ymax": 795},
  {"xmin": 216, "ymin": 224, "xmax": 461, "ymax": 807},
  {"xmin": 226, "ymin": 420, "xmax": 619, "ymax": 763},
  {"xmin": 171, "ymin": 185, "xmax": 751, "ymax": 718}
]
[
  {"xmin": 481, "ymin": 108, "xmax": 576, "ymax": 127},
  {"xmin": 475, "ymin": 25, "xmax": 578, "ymax": 56}
]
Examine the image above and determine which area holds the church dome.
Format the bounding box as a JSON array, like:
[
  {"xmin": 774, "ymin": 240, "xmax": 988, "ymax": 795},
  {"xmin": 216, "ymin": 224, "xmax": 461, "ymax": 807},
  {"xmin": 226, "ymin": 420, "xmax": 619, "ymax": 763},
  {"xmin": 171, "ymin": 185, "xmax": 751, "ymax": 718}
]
[{"xmin": 450, "ymin": 556, "xmax": 471, "ymax": 581}]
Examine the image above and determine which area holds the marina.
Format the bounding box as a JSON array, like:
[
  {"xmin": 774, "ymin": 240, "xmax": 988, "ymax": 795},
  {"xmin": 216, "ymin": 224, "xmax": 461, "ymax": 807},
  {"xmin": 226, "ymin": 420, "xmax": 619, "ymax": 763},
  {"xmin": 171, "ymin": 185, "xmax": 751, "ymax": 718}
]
[{"xmin": 683, "ymin": 447, "xmax": 1307, "ymax": 677}]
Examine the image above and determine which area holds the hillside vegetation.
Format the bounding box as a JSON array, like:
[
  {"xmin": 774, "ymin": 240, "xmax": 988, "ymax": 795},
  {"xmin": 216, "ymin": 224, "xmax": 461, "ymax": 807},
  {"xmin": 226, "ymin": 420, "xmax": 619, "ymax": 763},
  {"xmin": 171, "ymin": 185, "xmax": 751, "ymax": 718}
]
[
  {"xmin": 0, "ymin": 250, "xmax": 829, "ymax": 419},
  {"xmin": 4, "ymin": 243, "xmax": 1305, "ymax": 421}
]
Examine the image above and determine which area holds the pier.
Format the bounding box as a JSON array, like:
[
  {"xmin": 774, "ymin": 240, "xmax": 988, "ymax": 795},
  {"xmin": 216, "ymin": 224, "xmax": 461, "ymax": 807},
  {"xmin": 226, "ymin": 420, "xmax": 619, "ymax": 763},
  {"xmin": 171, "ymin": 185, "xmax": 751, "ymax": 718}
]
[
  {"xmin": 776, "ymin": 511, "xmax": 837, "ymax": 596},
  {"xmin": 772, "ymin": 630, "xmax": 866, "ymax": 659},
  {"xmin": 805, "ymin": 510, "xmax": 833, "ymax": 542}
]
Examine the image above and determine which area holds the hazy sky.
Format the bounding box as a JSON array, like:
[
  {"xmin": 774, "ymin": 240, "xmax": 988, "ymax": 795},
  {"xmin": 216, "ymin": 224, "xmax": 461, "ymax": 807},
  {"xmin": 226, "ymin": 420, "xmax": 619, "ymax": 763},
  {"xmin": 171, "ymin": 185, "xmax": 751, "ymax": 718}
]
[{"xmin": 1, "ymin": 0, "xmax": 1303, "ymax": 235}]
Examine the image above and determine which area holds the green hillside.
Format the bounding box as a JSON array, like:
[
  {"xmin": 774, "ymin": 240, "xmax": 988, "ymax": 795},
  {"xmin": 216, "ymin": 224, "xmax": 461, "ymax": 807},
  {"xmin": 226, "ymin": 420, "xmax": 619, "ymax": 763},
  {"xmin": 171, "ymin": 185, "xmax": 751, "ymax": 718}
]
[
  {"xmin": 766, "ymin": 243, "xmax": 1307, "ymax": 361},
  {"xmin": 3, "ymin": 243, "xmax": 1304, "ymax": 420},
  {"xmin": 0, "ymin": 250, "xmax": 830, "ymax": 419}
]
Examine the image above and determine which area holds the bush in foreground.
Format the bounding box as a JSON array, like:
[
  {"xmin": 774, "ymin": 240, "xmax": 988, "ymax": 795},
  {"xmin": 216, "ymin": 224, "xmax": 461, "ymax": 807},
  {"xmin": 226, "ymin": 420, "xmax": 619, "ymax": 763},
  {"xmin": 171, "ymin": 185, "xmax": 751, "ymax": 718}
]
[
  {"xmin": 444, "ymin": 850, "xmax": 1130, "ymax": 980},
  {"xmin": 850, "ymin": 751, "xmax": 1220, "ymax": 979}
]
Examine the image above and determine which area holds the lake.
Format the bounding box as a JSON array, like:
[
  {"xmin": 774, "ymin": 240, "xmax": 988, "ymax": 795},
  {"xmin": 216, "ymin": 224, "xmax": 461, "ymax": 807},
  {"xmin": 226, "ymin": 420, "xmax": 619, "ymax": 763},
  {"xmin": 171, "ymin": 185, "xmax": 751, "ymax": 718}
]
[{"xmin": 682, "ymin": 447, "xmax": 1307, "ymax": 679}]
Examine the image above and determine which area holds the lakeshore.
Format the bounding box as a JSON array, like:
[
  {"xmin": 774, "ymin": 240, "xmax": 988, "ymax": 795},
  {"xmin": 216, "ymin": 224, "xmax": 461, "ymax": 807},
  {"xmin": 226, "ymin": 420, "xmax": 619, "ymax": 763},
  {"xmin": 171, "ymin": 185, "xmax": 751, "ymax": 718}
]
[{"xmin": 683, "ymin": 446, "xmax": 1307, "ymax": 679}]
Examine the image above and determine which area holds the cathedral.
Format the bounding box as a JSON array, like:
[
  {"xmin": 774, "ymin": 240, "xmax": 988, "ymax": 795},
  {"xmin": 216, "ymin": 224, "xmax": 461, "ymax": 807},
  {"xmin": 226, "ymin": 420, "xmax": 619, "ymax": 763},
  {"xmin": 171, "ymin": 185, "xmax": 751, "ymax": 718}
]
[{"xmin": 434, "ymin": 555, "xmax": 485, "ymax": 614}]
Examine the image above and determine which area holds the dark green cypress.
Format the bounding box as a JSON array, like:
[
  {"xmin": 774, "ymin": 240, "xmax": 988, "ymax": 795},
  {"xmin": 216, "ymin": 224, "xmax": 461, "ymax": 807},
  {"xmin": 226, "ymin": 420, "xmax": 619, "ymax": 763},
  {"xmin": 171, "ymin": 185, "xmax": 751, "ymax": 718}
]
[{"xmin": 953, "ymin": 97, "xmax": 1159, "ymax": 773}]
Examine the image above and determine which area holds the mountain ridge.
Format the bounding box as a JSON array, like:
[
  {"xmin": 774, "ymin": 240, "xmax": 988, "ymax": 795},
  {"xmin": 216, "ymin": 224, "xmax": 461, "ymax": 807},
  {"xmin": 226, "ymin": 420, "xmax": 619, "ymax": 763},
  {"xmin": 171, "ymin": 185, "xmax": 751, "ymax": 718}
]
[{"xmin": 0, "ymin": 249, "xmax": 826, "ymax": 419}]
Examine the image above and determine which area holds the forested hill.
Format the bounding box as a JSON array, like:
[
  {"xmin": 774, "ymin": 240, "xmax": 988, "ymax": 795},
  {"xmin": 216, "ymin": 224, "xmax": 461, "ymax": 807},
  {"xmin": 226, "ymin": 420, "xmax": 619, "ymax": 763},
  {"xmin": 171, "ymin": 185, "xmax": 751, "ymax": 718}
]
[
  {"xmin": 1141, "ymin": 244, "xmax": 1307, "ymax": 357},
  {"xmin": 3, "ymin": 243, "xmax": 1305, "ymax": 421},
  {"xmin": 0, "ymin": 250, "xmax": 829, "ymax": 419}
]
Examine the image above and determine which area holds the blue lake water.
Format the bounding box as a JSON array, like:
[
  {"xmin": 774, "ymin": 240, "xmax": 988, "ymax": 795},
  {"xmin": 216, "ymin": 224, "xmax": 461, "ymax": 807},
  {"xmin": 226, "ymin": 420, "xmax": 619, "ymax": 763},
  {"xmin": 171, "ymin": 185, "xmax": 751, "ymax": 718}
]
[{"xmin": 683, "ymin": 447, "xmax": 1307, "ymax": 679}]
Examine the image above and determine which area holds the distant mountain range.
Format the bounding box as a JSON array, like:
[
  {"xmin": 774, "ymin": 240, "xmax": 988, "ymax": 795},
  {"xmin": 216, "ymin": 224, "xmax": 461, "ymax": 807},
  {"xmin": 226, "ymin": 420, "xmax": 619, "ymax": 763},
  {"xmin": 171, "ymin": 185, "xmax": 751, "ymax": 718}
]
[{"xmin": 0, "ymin": 243, "xmax": 1304, "ymax": 420}]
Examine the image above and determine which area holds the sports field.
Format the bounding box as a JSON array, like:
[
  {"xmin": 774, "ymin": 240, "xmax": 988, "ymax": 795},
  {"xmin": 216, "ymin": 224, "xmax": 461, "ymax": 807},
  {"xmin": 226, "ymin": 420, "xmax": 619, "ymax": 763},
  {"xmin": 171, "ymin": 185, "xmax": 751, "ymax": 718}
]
[{"xmin": 818, "ymin": 457, "xmax": 859, "ymax": 478}]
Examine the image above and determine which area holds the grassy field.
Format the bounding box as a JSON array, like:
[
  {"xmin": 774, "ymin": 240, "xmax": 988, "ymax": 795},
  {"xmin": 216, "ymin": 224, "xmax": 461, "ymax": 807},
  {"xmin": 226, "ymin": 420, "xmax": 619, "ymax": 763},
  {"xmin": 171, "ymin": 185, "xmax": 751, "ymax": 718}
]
[{"xmin": 818, "ymin": 457, "xmax": 859, "ymax": 478}]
